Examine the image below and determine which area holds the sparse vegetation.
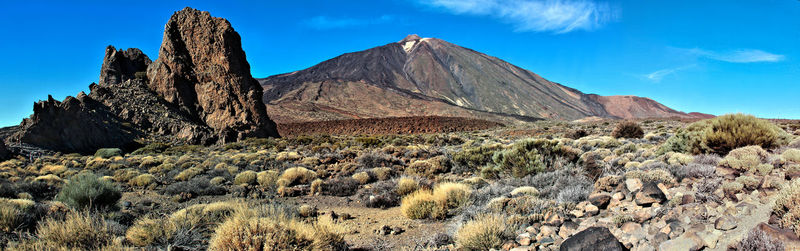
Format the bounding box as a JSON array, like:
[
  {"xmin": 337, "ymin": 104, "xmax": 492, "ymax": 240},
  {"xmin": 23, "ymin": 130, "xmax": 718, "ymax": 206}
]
[{"xmin": 56, "ymin": 172, "xmax": 121, "ymax": 210}]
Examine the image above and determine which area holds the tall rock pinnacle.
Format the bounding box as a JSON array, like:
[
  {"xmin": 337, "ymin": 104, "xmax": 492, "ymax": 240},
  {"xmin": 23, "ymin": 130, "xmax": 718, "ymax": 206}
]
[{"xmin": 147, "ymin": 7, "xmax": 278, "ymax": 142}]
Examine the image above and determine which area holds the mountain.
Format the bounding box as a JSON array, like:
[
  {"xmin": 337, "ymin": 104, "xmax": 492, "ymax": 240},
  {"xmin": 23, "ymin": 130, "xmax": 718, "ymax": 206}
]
[
  {"xmin": 260, "ymin": 35, "xmax": 708, "ymax": 123},
  {"xmin": 10, "ymin": 7, "xmax": 278, "ymax": 153}
]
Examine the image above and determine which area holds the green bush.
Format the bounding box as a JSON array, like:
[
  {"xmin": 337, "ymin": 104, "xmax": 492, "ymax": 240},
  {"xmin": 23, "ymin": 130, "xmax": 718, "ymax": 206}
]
[
  {"xmin": 453, "ymin": 144, "xmax": 503, "ymax": 171},
  {"xmin": 56, "ymin": 172, "xmax": 121, "ymax": 210},
  {"xmin": 660, "ymin": 114, "xmax": 791, "ymax": 155},
  {"xmin": 491, "ymin": 139, "xmax": 579, "ymax": 178},
  {"xmin": 132, "ymin": 142, "xmax": 170, "ymax": 155},
  {"xmin": 94, "ymin": 148, "xmax": 122, "ymax": 159}
]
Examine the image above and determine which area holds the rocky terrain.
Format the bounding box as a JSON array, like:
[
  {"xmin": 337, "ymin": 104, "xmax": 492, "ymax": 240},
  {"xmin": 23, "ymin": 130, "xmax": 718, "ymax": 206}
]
[
  {"xmin": 8, "ymin": 7, "xmax": 278, "ymax": 154},
  {"xmin": 260, "ymin": 35, "xmax": 710, "ymax": 124},
  {"xmin": 276, "ymin": 116, "xmax": 504, "ymax": 137},
  {"xmin": 0, "ymin": 114, "xmax": 797, "ymax": 250}
]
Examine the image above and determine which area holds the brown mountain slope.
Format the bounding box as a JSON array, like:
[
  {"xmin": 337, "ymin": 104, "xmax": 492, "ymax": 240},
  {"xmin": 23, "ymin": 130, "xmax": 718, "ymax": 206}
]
[{"xmin": 260, "ymin": 35, "xmax": 706, "ymax": 123}]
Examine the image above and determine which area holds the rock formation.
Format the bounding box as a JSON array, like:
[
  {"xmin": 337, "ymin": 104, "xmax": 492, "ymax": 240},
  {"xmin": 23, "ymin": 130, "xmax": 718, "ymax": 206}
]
[
  {"xmin": 12, "ymin": 94, "xmax": 139, "ymax": 154},
  {"xmin": 11, "ymin": 7, "xmax": 279, "ymax": 153},
  {"xmin": 147, "ymin": 7, "xmax": 277, "ymax": 142}
]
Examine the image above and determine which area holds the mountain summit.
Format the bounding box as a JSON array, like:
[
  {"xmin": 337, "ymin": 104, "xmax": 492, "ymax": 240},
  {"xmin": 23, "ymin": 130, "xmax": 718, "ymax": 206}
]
[{"xmin": 260, "ymin": 35, "xmax": 708, "ymax": 123}]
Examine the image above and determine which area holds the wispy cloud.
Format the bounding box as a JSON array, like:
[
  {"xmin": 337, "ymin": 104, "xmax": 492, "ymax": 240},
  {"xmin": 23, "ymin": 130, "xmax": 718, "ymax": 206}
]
[
  {"xmin": 418, "ymin": 0, "xmax": 619, "ymax": 33},
  {"xmin": 305, "ymin": 15, "xmax": 395, "ymax": 30},
  {"xmin": 683, "ymin": 48, "xmax": 785, "ymax": 63},
  {"xmin": 642, "ymin": 65, "xmax": 695, "ymax": 83}
]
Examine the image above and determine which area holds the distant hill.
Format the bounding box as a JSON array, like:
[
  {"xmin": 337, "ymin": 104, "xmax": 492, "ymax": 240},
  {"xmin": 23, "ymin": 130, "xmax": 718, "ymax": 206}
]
[{"xmin": 259, "ymin": 35, "xmax": 710, "ymax": 123}]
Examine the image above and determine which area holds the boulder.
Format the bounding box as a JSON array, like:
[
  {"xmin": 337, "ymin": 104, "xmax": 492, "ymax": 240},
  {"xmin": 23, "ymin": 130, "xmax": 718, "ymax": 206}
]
[
  {"xmin": 147, "ymin": 7, "xmax": 279, "ymax": 142},
  {"xmin": 635, "ymin": 182, "xmax": 667, "ymax": 206},
  {"xmin": 560, "ymin": 227, "xmax": 624, "ymax": 251},
  {"xmin": 714, "ymin": 216, "xmax": 737, "ymax": 231},
  {"xmin": 588, "ymin": 193, "xmax": 612, "ymax": 209}
]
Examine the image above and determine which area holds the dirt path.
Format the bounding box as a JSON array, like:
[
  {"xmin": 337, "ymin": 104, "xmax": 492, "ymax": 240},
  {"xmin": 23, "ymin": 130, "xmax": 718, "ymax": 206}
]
[
  {"xmin": 293, "ymin": 196, "xmax": 448, "ymax": 250},
  {"xmin": 711, "ymin": 196, "xmax": 776, "ymax": 251}
]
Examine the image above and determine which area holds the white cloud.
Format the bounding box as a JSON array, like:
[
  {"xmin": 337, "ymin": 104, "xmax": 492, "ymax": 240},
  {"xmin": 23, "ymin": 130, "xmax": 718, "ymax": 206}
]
[
  {"xmin": 684, "ymin": 48, "xmax": 785, "ymax": 63},
  {"xmin": 419, "ymin": 0, "xmax": 619, "ymax": 33},
  {"xmin": 643, "ymin": 65, "xmax": 695, "ymax": 82},
  {"xmin": 305, "ymin": 15, "xmax": 395, "ymax": 30}
]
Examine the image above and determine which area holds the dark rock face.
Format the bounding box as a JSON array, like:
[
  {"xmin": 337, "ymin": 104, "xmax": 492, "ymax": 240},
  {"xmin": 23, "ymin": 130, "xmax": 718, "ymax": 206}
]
[
  {"xmin": 91, "ymin": 45, "xmax": 216, "ymax": 144},
  {"xmin": 99, "ymin": 46, "xmax": 151, "ymax": 85},
  {"xmin": 12, "ymin": 94, "xmax": 139, "ymax": 154},
  {"xmin": 0, "ymin": 141, "xmax": 9, "ymax": 160},
  {"xmin": 560, "ymin": 227, "xmax": 625, "ymax": 251},
  {"xmin": 147, "ymin": 7, "xmax": 278, "ymax": 142}
]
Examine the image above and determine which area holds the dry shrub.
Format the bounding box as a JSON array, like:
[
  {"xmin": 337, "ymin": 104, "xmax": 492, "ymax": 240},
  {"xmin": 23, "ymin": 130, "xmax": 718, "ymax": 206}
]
[
  {"xmin": 352, "ymin": 171, "xmax": 372, "ymax": 185},
  {"xmin": 780, "ymin": 148, "xmax": 800, "ymax": 164},
  {"xmin": 396, "ymin": 177, "xmax": 420, "ymax": 196},
  {"xmin": 170, "ymin": 201, "xmax": 248, "ymax": 230},
  {"xmin": 720, "ymin": 146, "xmax": 769, "ymax": 173},
  {"xmin": 773, "ymin": 179, "xmax": 800, "ymax": 237},
  {"xmin": 612, "ymin": 121, "xmax": 644, "ymax": 139},
  {"xmin": 278, "ymin": 167, "xmax": 317, "ymax": 187},
  {"xmin": 400, "ymin": 183, "xmax": 471, "ymax": 220},
  {"xmin": 35, "ymin": 211, "xmax": 113, "ymax": 250},
  {"xmin": 736, "ymin": 228, "xmax": 785, "ymax": 251},
  {"xmin": 234, "ymin": 170, "xmax": 258, "ymax": 185},
  {"xmin": 128, "ymin": 174, "xmax": 156, "ymax": 187},
  {"xmin": 371, "ymin": 167, "xmax": 393, "ymax": 181},
  {"xmin": 510, "ymin": 186, "xmax": 539, "ymax": 197},
  {"xmin": 174, "ymin": 167, "xmax": 203, "ymax": 181},
  {"xmin": 736, "ymin": 175, "xmax": 761, "ymax": 190},
  {"xmin": 256, "ymin": 170, "xmax": 279, "ymax": 188},
  {"xmin": 56, "ymin": 172, "xmax": 121, "ymax": 210},
  {"xmin": 455, "ymin": 214, "xmax": 510, "ymax": 251},
  {"xmin": 400, "ymin": 190, "xmax": 437, "ymax": 220},
  {"xmin": 0, "ymin": 198, "xmax": 35, "ymax": 232},
  {"xmin": 208, "ymin": 206, "xmax": 346, "ymax": 251},
  {"xmin": 722, "ymin": 181, "xmax": 744, "ymax": 195},
  {"xmin": 126, "ymin": 216, "xmax": 176, "ymax": 247}
]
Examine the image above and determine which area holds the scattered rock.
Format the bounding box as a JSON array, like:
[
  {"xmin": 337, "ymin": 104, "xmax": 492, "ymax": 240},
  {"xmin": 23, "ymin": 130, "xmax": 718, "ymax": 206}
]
[
  {"xmin": 375, "ymin": 225, "xmax": 404, "ymax": 235},
  {"xmin": 544, "ymin": 212, "xmax": 563, "ymax": 226},
  {"xmin": 620, "ymin": 222, "xmax": 642, "ymax": 235},
  {"xmin": 658, "ymin": 235, "xmax": 701, "ymax": 251},
  {"xmin": 560, "ymin": 227, "xmax": 624, "ymax": 251},
  {"xmin": 635, "ymin": 182, "xmax": 667, "ymax": 206},
  {"xmin": 516, "ymin": 233, "xmax": 532, "ymax": 246},
  {"xmin": 694, "ymin": 230, "xmax": 721, "ymax": 249},
  {"xmin": 714, "ymin": 216, "xmax": 737, "ymax": 231},
  {"xmin": 584, "ymin": 204, "xmax": 599, "ymax": 216},
  {"xmin": 626, "ymin": 178, "xmax": 643, "ymax": 192},
  {"xmin": 588, "ymin": 193, "xmax": 612, "ymax": 209}
]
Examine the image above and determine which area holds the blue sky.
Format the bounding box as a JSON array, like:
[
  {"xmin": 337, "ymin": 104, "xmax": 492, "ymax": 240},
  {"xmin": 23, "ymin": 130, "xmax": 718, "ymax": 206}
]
[{"xmin": 1, "ymin": 0, "xmax": 798, "ymax": 127}]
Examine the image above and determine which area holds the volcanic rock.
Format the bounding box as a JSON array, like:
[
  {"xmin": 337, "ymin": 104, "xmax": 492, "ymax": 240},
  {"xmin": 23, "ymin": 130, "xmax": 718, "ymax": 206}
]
[
  {"xmin": 91, "ymin": 46, "xmax": 216, "ymax": 144},
  {"xmin": 99, "ymin": 46, "xmax": 151, "ymax": 85},
  {"xmin": 12, "ymin": 94, "xmax": 139, "ymax": 154},
  {"xmin": 0, "ymin": 141, "xmax": 9, "ymax": 160},
  {"xmin": 635, "ymin": 182, "xmax": 667, "ymax": 206},
  {"xmin": 560, "ymin": 227, "xmax": 624, "ymax": 251},
  {"xmin": 147, "ymin": 7, "xmax": 278, "ymax": 142}
]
